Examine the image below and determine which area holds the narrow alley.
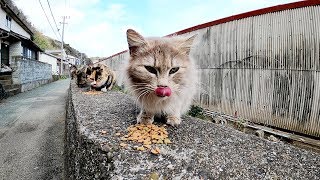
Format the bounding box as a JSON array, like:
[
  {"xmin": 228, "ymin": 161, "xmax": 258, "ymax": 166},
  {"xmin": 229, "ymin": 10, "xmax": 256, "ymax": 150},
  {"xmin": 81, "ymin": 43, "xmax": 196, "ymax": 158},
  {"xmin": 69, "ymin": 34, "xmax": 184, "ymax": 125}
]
[{"xmin": 0, "ymin": 79, "xmax": 69, "ymax": 180}]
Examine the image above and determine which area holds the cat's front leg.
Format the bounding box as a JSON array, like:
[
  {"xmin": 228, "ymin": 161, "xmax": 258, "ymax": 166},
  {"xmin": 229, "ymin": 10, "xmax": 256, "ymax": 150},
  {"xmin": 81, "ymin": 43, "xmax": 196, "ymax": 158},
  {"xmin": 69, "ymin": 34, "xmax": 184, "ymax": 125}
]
[
  {"xmin": 101, "ymin": 87, "xmax": 107, "ymax": 92},
  {"xmin": 107, "ymin": 84, "xmax": 113, "ymax": 91},
  {"xmin": 137, "ymin": 110, "xmax": 154, "ymax": 124},
  {"xmin": 166, "ymin": 113, "xmax": 181, "ymax": 126}
]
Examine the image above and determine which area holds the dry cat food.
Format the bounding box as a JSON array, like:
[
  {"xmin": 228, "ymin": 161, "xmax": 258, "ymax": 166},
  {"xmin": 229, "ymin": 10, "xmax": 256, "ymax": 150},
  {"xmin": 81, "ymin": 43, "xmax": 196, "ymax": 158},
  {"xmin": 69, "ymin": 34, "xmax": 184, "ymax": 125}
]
[
  {"xmin": 83, "ymin": 90, "xmax": 103, "ymax": 95},
  {"xmin": 119, "ymin": 124, "xmax": 172, "ymax": 154}
]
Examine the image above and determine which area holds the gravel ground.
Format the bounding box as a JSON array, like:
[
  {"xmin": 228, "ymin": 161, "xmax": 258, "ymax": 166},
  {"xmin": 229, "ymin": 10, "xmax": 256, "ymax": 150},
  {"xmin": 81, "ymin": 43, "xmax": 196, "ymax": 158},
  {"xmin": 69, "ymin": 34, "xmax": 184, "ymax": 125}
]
[{"xmin": 70, "ymin": 81, "xmax": 320, "ymax": 179}]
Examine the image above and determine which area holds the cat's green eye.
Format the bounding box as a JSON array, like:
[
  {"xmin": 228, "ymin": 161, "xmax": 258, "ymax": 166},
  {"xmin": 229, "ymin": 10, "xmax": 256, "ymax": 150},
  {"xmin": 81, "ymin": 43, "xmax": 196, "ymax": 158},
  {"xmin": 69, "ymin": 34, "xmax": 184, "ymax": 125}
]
[
  {"xmin": 144, "ymin": 66, "xmax": 157, "ymax": 75},
  {"xmin": 169, "ymin": 67, "xmax": 179, "ymax": 74}
]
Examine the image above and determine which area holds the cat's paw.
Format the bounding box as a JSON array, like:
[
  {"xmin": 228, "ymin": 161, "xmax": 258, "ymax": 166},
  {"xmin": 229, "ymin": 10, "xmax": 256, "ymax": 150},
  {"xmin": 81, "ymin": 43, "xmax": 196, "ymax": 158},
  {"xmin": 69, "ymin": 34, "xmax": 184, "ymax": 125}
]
[
  {"xmin": 101, "ymin": 87, "xmax": 108, "ymax": 92},
  {"xmin": 137, "ymin": 113, "xmax": 154, "ymax": 124},
  {"xmin": 166, "ymin": 115, "xmax": 181, "ymax": 126}
]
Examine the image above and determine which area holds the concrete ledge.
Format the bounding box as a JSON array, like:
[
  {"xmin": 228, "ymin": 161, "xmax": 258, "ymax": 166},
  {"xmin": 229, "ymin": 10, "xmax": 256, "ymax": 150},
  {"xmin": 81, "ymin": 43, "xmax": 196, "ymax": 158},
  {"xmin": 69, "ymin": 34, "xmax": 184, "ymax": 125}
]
[{"xmin": 66, "ymin": 81, "xmax": 320, "ymax": 179}]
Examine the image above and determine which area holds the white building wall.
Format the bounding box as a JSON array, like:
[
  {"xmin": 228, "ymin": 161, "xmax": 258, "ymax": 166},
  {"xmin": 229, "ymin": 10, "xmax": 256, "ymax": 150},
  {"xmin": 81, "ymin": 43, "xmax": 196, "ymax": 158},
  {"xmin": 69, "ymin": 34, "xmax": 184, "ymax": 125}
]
[
  {"xmin": 40, "ymin": 53, "xmax": 59, "ymax": 75},
  {"xmin": 0, "ymin": 8, "xmax": 10, "ymax": 32},
  {"xmin": 11, "ymin": 19, "xmax": 31, "ymax": 39},
  {"xmin": 0, "ymin": 8, "xmax": 31, "ymax": 39}
]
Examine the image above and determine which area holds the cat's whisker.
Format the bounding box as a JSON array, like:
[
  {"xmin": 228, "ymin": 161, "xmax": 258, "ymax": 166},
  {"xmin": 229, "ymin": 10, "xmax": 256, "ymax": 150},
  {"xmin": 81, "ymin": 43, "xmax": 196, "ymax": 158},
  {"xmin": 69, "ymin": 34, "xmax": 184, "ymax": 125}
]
[
  {"xmin": 129, "ymin": 83, "xmax": 149, "ymax": 86},
  {"xmin": 134, "ymin": 90, "xmax": 150, "ymax": 105},
  {"xmin": 126, "ymin": 86, "xmax": 152, "ymax": 95},
  {"xmin": 137, "ymin": 92, "xmax": 151, "ymax": 107}
]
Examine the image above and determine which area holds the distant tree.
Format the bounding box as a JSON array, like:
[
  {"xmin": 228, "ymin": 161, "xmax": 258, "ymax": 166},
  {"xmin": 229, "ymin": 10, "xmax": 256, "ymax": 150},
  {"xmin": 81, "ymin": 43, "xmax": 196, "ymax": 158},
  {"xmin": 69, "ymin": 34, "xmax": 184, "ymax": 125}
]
[{"xmin": 33, "ymin": 31, "xmax": 54, "ymax": 50}]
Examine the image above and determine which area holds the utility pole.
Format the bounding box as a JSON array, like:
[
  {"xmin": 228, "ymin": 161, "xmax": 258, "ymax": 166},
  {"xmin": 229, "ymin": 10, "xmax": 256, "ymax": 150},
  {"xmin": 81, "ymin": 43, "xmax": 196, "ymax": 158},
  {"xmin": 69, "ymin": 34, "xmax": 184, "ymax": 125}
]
[
  {"xmin": 80, "ymin": 53, "xmax": 83, "ymax": 65},
  {"xmin": 60, "ymin": 16, "xmax": 67, "ymax": 75}
]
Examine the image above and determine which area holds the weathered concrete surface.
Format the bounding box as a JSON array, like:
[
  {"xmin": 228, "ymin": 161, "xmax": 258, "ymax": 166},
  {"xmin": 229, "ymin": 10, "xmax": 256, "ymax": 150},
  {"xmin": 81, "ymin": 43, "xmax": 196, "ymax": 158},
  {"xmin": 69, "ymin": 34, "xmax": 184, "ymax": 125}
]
[
  {"xmin": 66, "ymin": 81, "xmax": 320, "ymax": 179},
  {"xmin": 11, "ymin": 57, "xmax": 52, "ymax": 92},
  {"xmin": 0, "ymin": 79, "xmax": 68, "ymax": 180}
]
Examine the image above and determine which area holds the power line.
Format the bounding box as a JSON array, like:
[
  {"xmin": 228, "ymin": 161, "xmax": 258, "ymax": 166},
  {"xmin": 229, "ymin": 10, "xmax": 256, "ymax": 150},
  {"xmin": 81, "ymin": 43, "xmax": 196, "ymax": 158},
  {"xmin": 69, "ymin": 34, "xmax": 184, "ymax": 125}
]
[
  {"xmin": 38, "ymin": 0, "xmax": 60, "ymax": 40},
  {"xmin": 46, "ymin": 0, "xmax": 61, "ymax": 38}
]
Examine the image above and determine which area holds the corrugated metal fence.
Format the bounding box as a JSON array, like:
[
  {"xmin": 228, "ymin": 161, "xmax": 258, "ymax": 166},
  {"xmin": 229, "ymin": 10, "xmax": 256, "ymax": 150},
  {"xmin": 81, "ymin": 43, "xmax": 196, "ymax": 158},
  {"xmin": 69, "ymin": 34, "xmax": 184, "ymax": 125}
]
[{"xmin": 102, "ymin": 4, "xmax": 320, "ymax": 138}]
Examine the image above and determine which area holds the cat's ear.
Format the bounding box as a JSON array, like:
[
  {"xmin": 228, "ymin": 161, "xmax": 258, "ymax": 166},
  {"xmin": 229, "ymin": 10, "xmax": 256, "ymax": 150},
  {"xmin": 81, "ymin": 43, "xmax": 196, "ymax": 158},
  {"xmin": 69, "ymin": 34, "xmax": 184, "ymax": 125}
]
[
  {"xmin": 177, "ymin": 34, "xmax": 197, "ymax": 55},
  {"xmin": 126, "ymin": 29, "xmax": 147, "ymax": 56}
]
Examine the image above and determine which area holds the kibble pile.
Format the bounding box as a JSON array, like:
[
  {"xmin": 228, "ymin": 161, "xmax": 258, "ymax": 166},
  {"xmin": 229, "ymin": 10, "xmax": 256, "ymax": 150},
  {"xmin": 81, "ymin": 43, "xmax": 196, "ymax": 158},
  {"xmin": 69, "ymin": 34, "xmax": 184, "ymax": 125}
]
[
  {"xmin": 118, "ymin": 124, "xmax": 172, "ymax": 155},
  {"xmin": 83, "ymin": 90, "xmax": 103, "ymax": 95}
]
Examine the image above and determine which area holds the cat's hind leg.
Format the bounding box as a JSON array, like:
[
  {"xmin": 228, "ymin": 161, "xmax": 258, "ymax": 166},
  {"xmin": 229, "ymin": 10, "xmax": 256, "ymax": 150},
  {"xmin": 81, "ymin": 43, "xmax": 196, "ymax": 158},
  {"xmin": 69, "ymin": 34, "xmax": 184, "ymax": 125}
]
[{"xmin": 137, "ymin": 110, "xmax": 154, "ymax": 124}]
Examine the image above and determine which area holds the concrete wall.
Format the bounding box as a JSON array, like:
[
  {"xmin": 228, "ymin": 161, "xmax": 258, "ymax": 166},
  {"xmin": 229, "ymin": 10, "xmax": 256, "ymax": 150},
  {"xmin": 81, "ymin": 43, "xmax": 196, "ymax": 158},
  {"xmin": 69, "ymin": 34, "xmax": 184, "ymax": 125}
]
[
  {"xmin": 11, "ymin": 57, "xmax": 52, "ymax": 92},
  {"xmin": 100, "ymin": 4, "xmax": 320, "ymax": 137},
  {"xmin": 104, "ymin": 52, "xmax": 129, "ymax": 87},
  {"xmin": 9, "ymin": 41, "xmax": 22, "ymax": 65},
  {"xmin": 40, "ymin": 53, "xmax": 59, "ymax": 75},
  {"xmin": 65, "ymin": 81, "xmax": 320, "ymax": 179}
]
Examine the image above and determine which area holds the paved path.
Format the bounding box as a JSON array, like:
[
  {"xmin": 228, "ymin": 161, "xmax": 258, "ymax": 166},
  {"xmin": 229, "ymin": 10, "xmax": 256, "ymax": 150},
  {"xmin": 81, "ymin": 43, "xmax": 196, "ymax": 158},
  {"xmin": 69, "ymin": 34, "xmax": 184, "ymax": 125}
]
[{"xmin": 0, "ymin": 79, "xmax": 70, "ymax": 180}]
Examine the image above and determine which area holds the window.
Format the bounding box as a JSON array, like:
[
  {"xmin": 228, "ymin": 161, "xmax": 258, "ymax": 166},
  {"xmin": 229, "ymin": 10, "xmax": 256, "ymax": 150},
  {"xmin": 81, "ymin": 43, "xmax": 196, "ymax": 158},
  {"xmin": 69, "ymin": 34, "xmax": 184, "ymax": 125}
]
[
  {"xmin": 23, "ymin": 46, "xmax": 37, "ymax": 60},
  {"xmin": 5, "ymin": 15, "xmax": 11, "ymax": 29}
]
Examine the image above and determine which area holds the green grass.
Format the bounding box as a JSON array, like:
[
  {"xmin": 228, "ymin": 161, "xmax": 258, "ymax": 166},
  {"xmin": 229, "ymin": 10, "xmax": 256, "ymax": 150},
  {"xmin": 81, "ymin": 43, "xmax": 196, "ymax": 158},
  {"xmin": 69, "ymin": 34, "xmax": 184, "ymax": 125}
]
[
  {"xmin": 111, "ymin": 84, "xmax": 128, "ymax": 93},
  {"xmin": 187, "ymin": 105, "xmax": 206, "ymax": 120},
  {"xmin": 52, "ymin": 75, "xmax": 68, "ymax": 81}
]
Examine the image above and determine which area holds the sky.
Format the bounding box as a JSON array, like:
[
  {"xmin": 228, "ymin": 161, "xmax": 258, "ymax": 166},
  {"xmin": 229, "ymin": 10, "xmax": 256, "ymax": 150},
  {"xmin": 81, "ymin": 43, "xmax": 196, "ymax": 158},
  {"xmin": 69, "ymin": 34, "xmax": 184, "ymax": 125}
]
[{"xmin": 13, "ymin": 0, "xmax": 298, "ymax": 58}]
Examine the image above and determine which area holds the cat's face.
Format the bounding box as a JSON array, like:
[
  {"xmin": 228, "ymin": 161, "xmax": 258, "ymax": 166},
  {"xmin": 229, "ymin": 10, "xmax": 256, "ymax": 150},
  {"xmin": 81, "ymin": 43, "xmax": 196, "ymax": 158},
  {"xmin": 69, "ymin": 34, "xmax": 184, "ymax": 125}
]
[
  {"xmin": 126, "ymin": 29, "xmax": 195, "ymax": 100},
  {"xmin": 76, "ymin": 65, "xmax": 91, "ymax": 87},
  {"xmin": 87, "ymin": 64, "xmax": 109, "ymax": 88}
]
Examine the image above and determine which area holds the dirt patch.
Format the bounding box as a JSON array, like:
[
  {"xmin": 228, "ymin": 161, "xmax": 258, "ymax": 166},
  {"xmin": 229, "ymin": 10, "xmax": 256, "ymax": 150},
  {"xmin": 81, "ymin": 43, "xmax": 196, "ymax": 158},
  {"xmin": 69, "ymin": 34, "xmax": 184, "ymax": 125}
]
[
  {"xmin": 15, "ymin": 123, "xmax": 38, "ymax": 133},
  {"xmin": 0, "ymin": 131, "xmax": 5, "ymax": 139}
]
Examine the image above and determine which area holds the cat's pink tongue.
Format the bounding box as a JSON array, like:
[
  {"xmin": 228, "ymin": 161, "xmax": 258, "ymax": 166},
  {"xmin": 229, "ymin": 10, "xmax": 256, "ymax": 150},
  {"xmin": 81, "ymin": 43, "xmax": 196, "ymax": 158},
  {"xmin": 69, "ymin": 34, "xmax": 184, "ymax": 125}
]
[{"xmin": 155, "ymin": 87, "xmax": 171, "ymax": 97}]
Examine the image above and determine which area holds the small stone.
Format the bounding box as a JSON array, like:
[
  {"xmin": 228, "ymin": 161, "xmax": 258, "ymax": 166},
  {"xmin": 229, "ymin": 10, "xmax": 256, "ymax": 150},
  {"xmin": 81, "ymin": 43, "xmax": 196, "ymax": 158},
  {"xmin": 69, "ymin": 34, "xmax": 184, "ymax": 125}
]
[
  {"xmin": 149, "ymin": 172, "xmax": 159, "ymax": 180},
  {"xmin": 268, "ymin": 135, "xmax": 279, "ymax": 142},
  {"xmin": 167, "ymin": 164, "xmax": 174, "ymax": 170}
]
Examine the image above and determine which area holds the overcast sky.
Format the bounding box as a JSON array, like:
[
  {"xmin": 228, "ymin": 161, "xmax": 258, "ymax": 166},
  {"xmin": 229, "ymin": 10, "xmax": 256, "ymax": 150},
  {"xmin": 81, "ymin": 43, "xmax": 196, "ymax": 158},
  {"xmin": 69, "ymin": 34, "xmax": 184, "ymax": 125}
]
[{"xmin": 14, "ymin": 0, "xmax": 297, "ymax": 58}]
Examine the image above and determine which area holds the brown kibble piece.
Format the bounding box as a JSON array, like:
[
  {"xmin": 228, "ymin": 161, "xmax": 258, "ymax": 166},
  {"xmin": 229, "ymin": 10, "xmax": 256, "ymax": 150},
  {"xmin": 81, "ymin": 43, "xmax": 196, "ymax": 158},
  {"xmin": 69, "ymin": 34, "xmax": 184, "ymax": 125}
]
[
  {"xmin": 120, "ymin": 143, "xmax": 127, "ymax": 147},
  {"xmin": 83, "ymin": 91, "xmax": 103, "ymax": 95},
  {"xmin": 136, "ymin": 146, "xmax": 145, "ymax": 151},
  {"xmin": 143, "ymin": 140, "xmax": 151, "ymax": 145},
  {"xmin": 151, "ymin": 147, "xmax": 161, "ymax": 155},
  {"xmin": 120, "ymin": 137, "xmax": 127, "ymax": 141},
  {"xmin": 164, "ymin": 138, "xmax": 172, "ymax": 144}
]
